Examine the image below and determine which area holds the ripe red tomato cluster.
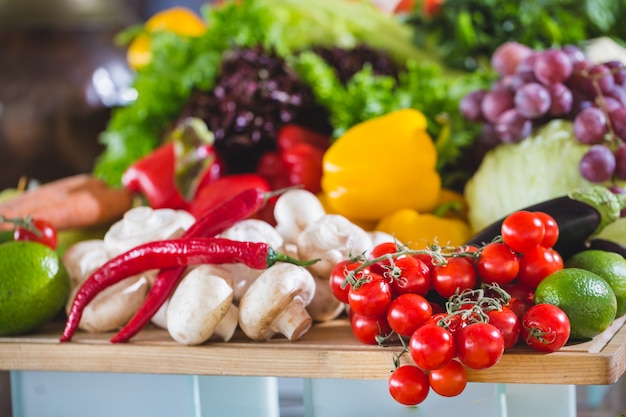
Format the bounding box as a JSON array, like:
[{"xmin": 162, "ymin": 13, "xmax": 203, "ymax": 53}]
[{"xmin": 328, "ymin": 210, "xmax": 572, "ymax": 406}]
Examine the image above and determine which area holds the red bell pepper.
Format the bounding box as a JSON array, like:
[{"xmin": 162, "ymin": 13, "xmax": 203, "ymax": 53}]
[
  {"xmin": 256, "ymin": 124, "xmax": 330, "ymax": 194},
  {"xmin": 122, "ymin": 118, "xmax": 218, "ymax": 210}
]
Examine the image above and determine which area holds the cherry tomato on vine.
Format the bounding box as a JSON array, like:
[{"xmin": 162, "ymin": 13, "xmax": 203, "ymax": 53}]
[
  {"xmin": 521, "ymin": 303, "xmax": 570, "ymax": 352},
  {"xmin": 388, "ymin": 365, "xmax": 430, "ymax": 406},
  {"xmin": 387, "ymin": 255, "xmax": 431, "ymax": 296},
  {"xmin": 455, "ymin": 322, "xmax": 504, "ymax": 370},
  {"xmin": 348, "ymin": 273, "xmax": 392, "ymax": 318},
  {"xmin": 413, "ymin": 252, "xmax": 435, "ymax": 271},
  {"xmin": 534, "ymin": 212, "xmax": 559, "ymax": 248},
  {"xmin": 486, "ymin": 306, "xmax": 521, "ymax": 350},
  {"xmin": 501, "ymin": 282, "xmax": 535, "ymax": 320},
  {"xmin": 329, "ymin": 260, "xmax": 368, "ymax": 304},
  {"xmin": 428, "ymin": 359, "xmax": 467, "ymax": 398},
  {"xmin": 501, "ymin": 211, "xmax": 545, "ymax": 253},
  {"xmin": 14, "ymin": 218, "xmax": 58, "ymax": 250},
  {"xmin": 409, "ymin": 323, "xmax": 456, "ymax": 371},
  {"xmin": 349, "ymin": 312, "xmax": 392, "ymax": 345},
  {"xmin": 386, "ymin": 293, "xmax": 432, "ymax": 337},
  {"xmin": 476, "ymin": 242, "xmax": 519, "ymax": 285},
  {"xmin": 432, "ymin": 257, "xmax": 477, "ymax": 299},
  {"xmin": 516, "ymin": 246, "xmax": 563, "ymax": 289},
  {"xmin": 368, "ymin": 241, "xmax": 399, "ymax": 274}
]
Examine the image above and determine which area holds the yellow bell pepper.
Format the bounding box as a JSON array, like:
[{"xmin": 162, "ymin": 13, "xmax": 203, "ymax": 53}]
[
  {"xmin": 375, "ymin": 207, "xmax": 471, "ymax": 250},
  {"xmin": 321, "ymin": 108, "xmax": 441, "ymax": 222}
]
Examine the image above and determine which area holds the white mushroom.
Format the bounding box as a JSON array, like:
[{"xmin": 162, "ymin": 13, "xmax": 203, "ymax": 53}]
[
  {"xmin": 103, "ymin": 206, "xmax": 195, "ymax": 257},
  {"xmin": 217, "ymin": 219, "xmax": 285, "ymax": 302},
  {"xmin": 296, "ymin": 214, "xmax": 373, "ymax": 278},
  {"xmin": 218, "ymin": 218, "xmax": 284, "ymax": 249},
  {"xmin": 63, "ymin": 239, "xmax": 151, "ymax": 333},
  {"xmin": 306, "ymin": 274, "xmax": 345, "ymax": 322},
  {"xmin": 273, "ymin": 189, "xmax": 326, "ymax": 244},
  {"xmin": 151, "ymin": 298, "xmax": 169, "ymax": 329},
  {"xmin": 213, "ymin": 303, "xmax": 239, "ymax": 342},
  {"xmin": 166, "ymin": 265, "xmax": 237, "ymax": 345},
  {"xmin": 62, "ymin": 239, "xmax": 110, "ymax": 288},
  {"xmin": 238, "ymin": 263, "xmax": 316, "ymax": 341}
]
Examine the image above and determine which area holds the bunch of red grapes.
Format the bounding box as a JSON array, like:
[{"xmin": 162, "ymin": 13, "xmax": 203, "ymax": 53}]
[{"xmin": 461, "ymin": 42, "xmax": 626, "ymax": 185}]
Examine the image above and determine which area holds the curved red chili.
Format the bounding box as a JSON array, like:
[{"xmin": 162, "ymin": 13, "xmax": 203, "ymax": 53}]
[
  {"xmin": 60, "ymin": 237, "xmax": 317, "ymax": 343},
  {"xmin": 110, "ymin": 186, "xmax": 298, "ymax": 343}
]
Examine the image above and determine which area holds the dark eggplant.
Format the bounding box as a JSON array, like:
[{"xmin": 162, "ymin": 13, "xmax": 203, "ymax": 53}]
[
  {"xmin": 588, "ymin": 239, "xmax": 626, "ymax": 258},
  {"xmin": 465, "ymin": 187, "xmax": 626, "ymax": 261}
]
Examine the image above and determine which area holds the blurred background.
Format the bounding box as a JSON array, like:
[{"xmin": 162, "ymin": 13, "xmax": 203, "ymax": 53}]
[{"xmin": 0, "ymin": 0, "xmax": 208, "ymax": 190}]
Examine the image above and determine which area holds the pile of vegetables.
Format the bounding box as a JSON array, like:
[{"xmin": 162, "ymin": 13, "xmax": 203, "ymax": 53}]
[{"xmin": 94, "ymin": 0, "xmax": 489, "ymax": 196}]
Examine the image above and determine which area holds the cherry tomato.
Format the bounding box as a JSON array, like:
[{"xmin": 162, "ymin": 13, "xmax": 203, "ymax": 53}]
[
  {"xmin": 476, "ymin": 242, "xmax": 520, "ymax": 285},
  {"xmin": 388, "ymin": 365, "xmax": 430, "ymax": 406},
  {"xmin": 428, "ymin": 359, "xmax": 467, "ymax": 397},
  {"xmin": 455, "ymin": 322, "xmax": 504, "ymax": 370},
  {"xmin": 432, "ymin": 257, "xmax": 477, "ymax": 299},
  {"xmin": 501, "ymin": 211, "xmax": 545, "ymax": 253},
  {"xmin": 521, "ymin": 303, "xmax": 571, "ymax": 352},
  {"xmin": 348, "ymin": 273, "xmax": 392, "ymax": 318},
  {"xmin": 409, "ymin": 323, "xmax": 456, "ymax": 371},
  {"xmin": 329, "ymin": 260, "xmax": 368, "ymax": 304},
  {"xmin": 534, "ymin": 212, "xmax": 559, "ymax": 248},
  {"xmin": 516, "ymin": 246, "xmax": 563, "ymax": 288},
  {"xmin": 386, "ymin": 293, "xmax": 433, "ymax": 337},
  {"xmin": 350, "ymin": 312, "xmax": 392, "ymax": 345},
  {"xmin": 368, "ymin": 241, "xmax": 399, "ymax": 275},
  {"xmin": 501, "ymin": 282, "xmax": 535, "ymax": 320},
  {"xmin": 14, "ymin": 218, "xmax": 58, "ymax": 250},
  {"xmin": 387, "ymin": 255, "xmax": 431, "ymax": 296},
  {"xmin": 413, "ymin": 253, "xmax": 435, "ymax": 271},
  {"xmin": 486, "ymin": 306, "xmax": 521, "ymax": 350}
]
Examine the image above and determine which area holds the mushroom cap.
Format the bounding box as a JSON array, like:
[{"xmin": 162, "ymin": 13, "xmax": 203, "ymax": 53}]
[
  {"xmin": 166, "ymin": 265, "xmax": 234, "ymax": 345},
  {"xmin": 104, "ymin": 206, "xmax": 195, "ymax": 257},
  {"xmin": 218, "ymin": 218, "xmax": 284, "ymax": 249},
  {"xmin": 238, "ymin": 263, "xmax": 316, "ymax": 341},
  {"xmin": 274, "ymin": 189, "xmax": 326, "ymax": 244},
  {"xmin": 296, "ymin": 214, "xmax": 373, "ymax": 278}
]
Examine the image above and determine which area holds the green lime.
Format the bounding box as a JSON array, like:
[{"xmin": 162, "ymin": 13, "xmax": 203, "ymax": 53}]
[
  {"xmin": 565, "ymin": 249, "xmax": 626, "ymax": 317},
  {"xmin": 0, "ymin": 241, "xmax": 70, "ymax": 336},
  {"xmin": 534, "ymin": 268, "xmax": 617, "ymax": 340}
]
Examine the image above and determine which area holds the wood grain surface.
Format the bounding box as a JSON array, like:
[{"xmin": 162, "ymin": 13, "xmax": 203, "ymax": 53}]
[{"xmin": 0, "ymin": 316, "xmax": 625, "ymax": 384}]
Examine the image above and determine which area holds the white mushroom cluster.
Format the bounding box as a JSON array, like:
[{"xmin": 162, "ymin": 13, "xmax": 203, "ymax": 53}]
[{"xmin": 62, "ymin": 189, "xmax": 392, "ymax": 345}]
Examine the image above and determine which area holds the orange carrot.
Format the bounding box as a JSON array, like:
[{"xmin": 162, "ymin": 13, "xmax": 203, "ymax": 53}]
[{"xmin": 0, "ymin": 175, "xmax": 133, "ymax": 231}]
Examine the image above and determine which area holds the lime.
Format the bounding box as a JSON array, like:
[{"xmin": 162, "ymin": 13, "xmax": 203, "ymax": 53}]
[
  {"xmin": 0, "ymin": 241, "xmax": 70, "ymax": 336},
  {"xmin": 565, "ymin": 249, "xmax": 626, "ymax": 317},
  {"xmin": 534, "ymin": 268, "xmax": 617, "ymax": 340}
]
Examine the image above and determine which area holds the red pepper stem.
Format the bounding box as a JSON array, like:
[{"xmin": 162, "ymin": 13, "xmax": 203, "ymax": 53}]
[
  {"xmin": 60, "ymin": 237, "xmax": 318, "ymax": 343},
  {"xmin": 263, "ymin": 185, "xmax": 303, "ymax": 201},
  {"xmin": 266, "ymin": 247, "xmax": 320, "ymax": 267}
]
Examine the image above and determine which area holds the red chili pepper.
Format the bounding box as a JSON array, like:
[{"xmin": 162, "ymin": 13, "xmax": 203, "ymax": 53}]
[
  {"xmin": 110, "ymin": 186, "xmax": 294, "ymax": 343},
  {"xmin": 188, "ymin": 173, "xmax": 271, "ymax": 219},
  {"xmin": 60, "ymin": 237, "xmax": 317, "ymax": 342}
]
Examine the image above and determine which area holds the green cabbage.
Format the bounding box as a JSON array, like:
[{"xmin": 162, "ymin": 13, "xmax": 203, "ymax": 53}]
[{"xmin": 464, "ymin": 120, "xmax": 598, "ymax": 233}]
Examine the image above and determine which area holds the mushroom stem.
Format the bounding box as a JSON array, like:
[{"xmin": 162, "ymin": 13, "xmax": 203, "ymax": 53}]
[
  {"xmin": 213, "ymin": 304, "xmax": 239, "ymax": 342},
  {"xmin": 272, "ymin": 297, "xmax": 313, "ymax": 342}
]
